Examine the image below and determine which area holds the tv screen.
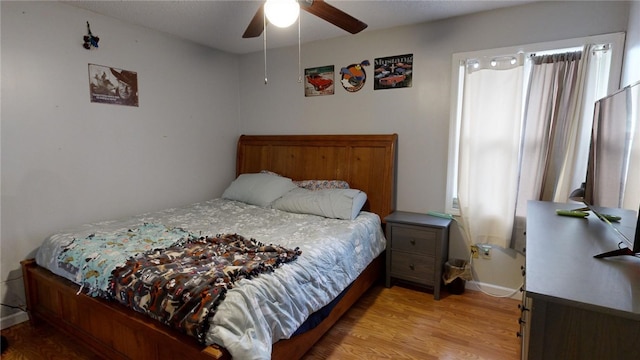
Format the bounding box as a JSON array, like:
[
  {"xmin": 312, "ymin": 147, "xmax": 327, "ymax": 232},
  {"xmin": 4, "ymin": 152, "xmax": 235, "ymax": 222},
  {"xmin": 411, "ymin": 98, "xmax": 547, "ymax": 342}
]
[
  {"xmin": 584, "ymin": 80, "xmax": 640, "ymax": 257},
  {"xmin": 585, "ymin": 81, "xmax": 640, "ymax": 209},
  {"xmin": 585, "ymin": 202, "xmax": 639, "ymax": 258}
]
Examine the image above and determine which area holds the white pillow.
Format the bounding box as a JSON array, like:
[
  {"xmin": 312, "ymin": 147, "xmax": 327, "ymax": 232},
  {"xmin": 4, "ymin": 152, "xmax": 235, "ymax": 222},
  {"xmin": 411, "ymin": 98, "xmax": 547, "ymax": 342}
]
[
  {"xmin": 222, "ymin": 173, "xmax": 298, "ymax": 207},
  {"xmin": 272, "ymin": 188, "xmax": 368, "ymax": 220}
]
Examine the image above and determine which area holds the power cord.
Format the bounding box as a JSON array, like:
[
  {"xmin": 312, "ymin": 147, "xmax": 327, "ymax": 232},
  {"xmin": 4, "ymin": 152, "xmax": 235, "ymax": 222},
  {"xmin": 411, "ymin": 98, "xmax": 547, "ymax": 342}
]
[
  {"xmin": 1, "ymin": 303, "xmax": 27, "ymax": 313},
  {"xmin": 467, "ymin": 251, "xmax": 524, "ymax": 298},
  {"xmin": 444, "ymin": 213, "xmax": 524, "ymax": 298}
]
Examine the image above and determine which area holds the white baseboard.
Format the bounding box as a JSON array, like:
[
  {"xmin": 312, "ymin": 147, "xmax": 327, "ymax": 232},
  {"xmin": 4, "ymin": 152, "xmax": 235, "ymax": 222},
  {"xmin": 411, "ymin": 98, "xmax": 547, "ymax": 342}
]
[
  {"xmin": 466, "ymin": 280, "xmax": 523, "ymax": 300},
  {"xmin": 0, "ymin": 312, "xmax": 29, "ymax": 330}
]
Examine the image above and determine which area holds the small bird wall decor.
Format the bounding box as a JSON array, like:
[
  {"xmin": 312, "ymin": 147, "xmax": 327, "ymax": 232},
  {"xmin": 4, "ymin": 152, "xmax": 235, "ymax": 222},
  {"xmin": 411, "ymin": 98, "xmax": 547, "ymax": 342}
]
[{"xmin": 83, "ymin": 21, "xmax": 100, "ymax": 49}]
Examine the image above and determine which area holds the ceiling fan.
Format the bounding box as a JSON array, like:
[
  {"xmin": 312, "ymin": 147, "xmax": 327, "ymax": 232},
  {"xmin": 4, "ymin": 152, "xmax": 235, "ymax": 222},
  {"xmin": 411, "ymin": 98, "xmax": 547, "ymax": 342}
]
[{"xmin": 242, "ymin": 0, "xmax": 368, "ymax": 38}]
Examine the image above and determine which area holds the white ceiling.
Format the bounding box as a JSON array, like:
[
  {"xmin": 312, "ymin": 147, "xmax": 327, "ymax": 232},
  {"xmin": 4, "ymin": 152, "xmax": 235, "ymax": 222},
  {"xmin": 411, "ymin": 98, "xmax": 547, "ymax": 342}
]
[{"xmin": 65, "ymin": 0, "xmax": 535, "ymax": 54}]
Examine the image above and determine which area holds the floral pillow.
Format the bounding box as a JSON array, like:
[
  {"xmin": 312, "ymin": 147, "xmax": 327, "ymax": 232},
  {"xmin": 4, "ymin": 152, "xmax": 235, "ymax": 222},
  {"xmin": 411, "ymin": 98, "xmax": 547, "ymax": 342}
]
[
  {"xmin": 259, "ymin": 170, "xmax": 350, "ymax": 190},
  {"xmin": 293, "ymin": 179, "xmax": 350, "ymax": 191}
]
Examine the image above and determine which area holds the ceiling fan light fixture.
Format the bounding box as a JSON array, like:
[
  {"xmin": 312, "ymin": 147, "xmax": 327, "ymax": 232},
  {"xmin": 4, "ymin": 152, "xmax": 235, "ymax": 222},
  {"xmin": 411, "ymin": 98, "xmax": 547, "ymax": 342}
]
[{"xmin": 264, "ymin": 0, "xmax": 300, "ymax": 28}]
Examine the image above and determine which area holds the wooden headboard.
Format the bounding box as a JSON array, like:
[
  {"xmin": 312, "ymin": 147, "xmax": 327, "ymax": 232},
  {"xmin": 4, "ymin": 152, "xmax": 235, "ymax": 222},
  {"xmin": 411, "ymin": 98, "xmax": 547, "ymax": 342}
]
[{"xmin": 236, "ymin": 134, "xmax": 398, "ymax": 221}]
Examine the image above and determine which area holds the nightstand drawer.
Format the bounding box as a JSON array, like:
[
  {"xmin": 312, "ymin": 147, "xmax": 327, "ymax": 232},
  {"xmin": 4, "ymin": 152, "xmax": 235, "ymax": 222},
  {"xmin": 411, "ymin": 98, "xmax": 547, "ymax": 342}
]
[
  {"xmin": 390, "ymin": 226, "xmax": 436, "ymax": 255},
  {"xmin": 390, "ymin": 252, "xmax": 435, "ymax": 284}
]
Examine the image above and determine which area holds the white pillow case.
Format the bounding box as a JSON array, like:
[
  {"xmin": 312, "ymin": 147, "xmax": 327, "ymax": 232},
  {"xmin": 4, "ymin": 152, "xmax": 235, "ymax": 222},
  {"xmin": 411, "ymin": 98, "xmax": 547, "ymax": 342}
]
[
  {"xmin": 222, "ymin": 173, "xmax": 298, "ymax": 207},
  {"xmin": 272, "ymin": 188, "xmax": 368, "ymax": 220}
]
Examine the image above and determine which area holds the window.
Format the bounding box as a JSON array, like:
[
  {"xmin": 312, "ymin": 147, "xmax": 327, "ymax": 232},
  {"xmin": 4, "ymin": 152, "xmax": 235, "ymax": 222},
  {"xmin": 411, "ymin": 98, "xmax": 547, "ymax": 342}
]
[{"xmin": 445, "ymin": 33, "xmax": 625, "ymax": 249}]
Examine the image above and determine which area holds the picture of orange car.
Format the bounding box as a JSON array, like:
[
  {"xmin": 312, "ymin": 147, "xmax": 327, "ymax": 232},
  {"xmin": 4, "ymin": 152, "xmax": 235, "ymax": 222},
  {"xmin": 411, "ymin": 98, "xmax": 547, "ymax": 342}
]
[{"xmin": 306, "ymin": 75, "xmax": 333, "ymax": 91}]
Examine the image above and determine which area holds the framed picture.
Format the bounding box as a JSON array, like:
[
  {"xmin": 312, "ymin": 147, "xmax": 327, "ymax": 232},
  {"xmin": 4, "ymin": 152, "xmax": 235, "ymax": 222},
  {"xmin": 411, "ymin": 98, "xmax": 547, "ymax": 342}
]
[
  {"xmin": 304, "ymin": 65, "xmax": 335, "ymax": 96},
  {"xmin": 88, "ymin": 64, "xmax": 139, "ymax": 107},
  {"xmin": 374, "ymin": 54, "xmax": 413, "ymax": 90}
]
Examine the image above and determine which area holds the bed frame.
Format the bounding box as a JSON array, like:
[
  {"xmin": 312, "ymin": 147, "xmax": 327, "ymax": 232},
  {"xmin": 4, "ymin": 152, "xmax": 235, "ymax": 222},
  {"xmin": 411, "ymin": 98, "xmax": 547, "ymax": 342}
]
[{"xmin": 21, "ymin": 134, "xmax": 398, "ymax": 360}]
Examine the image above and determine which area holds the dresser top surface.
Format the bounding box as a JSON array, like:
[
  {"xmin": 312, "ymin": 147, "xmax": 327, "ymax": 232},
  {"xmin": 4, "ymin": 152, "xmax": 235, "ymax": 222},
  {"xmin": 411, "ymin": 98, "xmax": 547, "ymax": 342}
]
[{"xmin": 526, "ymin": 201, "xmax": 640, "ymax": 319}]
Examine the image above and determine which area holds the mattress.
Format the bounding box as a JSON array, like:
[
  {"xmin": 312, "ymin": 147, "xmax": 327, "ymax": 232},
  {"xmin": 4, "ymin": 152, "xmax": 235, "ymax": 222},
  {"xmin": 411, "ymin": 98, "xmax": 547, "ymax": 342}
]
[{"xmin": 35, "ymin": 198, "xmax": 386, "ymax": 360}]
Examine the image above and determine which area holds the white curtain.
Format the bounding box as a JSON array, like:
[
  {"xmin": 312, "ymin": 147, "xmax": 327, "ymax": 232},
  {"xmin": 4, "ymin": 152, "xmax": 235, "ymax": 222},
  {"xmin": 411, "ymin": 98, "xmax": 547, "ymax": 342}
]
[{"xmin": 457, "ymin": 58, "xmax": 524, "ymax": 248}]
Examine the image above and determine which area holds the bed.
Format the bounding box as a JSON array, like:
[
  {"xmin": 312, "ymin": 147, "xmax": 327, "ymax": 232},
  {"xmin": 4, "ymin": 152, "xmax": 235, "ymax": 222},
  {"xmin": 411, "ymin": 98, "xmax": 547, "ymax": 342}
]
[{"xmin": 21, "ymin": 134, "xmax": 398, "ymax": 360}]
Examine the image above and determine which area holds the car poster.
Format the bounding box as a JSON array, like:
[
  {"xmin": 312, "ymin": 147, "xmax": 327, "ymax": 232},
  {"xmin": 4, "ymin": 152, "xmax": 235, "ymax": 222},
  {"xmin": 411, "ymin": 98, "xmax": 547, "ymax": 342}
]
[
  {"xmin": 374, "ymin": 54, "xmax": 413, "ymax": 90},
  {"xmin": 340, "ymin": 60, "xmax": 370, "ymax": 93},
  {"xmin": 304, "ymin": 65, "xmax": 335, "ymax": 97},
  {"xmin": 88, "ymin": 63, "xmax": 139, "ymax": 106}
]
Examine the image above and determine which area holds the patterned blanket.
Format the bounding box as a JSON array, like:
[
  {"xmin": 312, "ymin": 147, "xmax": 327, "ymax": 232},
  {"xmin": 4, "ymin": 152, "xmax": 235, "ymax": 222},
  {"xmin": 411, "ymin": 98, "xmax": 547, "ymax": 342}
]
[
  {"xmin": 57, "ymin": 223, "xmax": 194, "ymax": 297},
  {"xmin": 109, "ymin": 233, "xmax": 302, "ymax": 342}
]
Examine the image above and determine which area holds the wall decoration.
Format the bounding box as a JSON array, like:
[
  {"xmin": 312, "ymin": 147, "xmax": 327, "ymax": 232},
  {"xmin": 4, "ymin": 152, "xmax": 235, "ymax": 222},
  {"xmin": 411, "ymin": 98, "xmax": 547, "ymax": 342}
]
[
  {"xmin": 340, "ymin": 60, "xmax": 370, "ymax": 93},
  {"xmin": 88, "ymin": 64, "xmax": 139, "ymax": 107},
  {"xmin": 304, "ymin": 65, "xmax": 335, "ymax": 96},
  {"xmin": 83, "ymin": 21, "xmax": 100, "ymax": 49},
  {"xmin": 374, "ymin": 54, "xmax": 413, "ymax": 90}
]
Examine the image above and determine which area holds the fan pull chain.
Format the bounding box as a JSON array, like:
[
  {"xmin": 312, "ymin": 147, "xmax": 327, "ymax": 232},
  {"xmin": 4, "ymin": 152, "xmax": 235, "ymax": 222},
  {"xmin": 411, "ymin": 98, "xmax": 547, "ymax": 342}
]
[
  {"xmin": 298, "ymin": 14, "xmax": 302, "ymax": 83},
  {"xmin": 264, "ymin": 9, "xmax": 268, "ymax": 85}
]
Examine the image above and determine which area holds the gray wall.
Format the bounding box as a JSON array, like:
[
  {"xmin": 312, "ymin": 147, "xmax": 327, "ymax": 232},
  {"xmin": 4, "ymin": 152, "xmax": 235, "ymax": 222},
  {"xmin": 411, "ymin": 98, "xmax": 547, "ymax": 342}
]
[
  {"xmin": 0, "ymin": 1, "xmax": 240, "ymax": 322},
  {"xmin": 623, "ymin": 0, "xmax": 640, "ymax": 87}
]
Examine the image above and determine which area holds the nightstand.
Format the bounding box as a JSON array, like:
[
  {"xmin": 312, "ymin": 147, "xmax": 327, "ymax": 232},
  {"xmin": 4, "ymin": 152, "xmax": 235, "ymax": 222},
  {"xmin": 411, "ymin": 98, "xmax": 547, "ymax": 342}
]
[{"xmin": 384, "ymin": 211, "xmax": 452, "ymax": 300}]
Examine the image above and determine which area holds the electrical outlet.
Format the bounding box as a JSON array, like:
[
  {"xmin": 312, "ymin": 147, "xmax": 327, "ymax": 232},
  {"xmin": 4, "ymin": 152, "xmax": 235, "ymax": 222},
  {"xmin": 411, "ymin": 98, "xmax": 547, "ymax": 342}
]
[
  {"xmin": 478, "ymin": 244, "xmax": 492, "ymax": 259},
  {"xmin": 470, "ymin": 245, "xmax": 479, "ymax": 259}
]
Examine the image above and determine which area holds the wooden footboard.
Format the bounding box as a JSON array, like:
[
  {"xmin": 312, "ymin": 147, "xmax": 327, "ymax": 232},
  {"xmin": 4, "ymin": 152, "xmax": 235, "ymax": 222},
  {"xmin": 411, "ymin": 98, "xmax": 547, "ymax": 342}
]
[
  {"xmin": 21, "ymin": 255, "xmax": 383, "ymax": 360},
  {"xmin": 21, "ymin": 258, "xmax": 226, "ymax": 360}
]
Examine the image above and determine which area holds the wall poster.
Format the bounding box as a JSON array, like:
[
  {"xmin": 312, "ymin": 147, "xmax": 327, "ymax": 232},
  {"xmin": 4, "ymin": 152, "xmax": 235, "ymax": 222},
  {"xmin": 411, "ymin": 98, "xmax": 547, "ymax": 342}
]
[
  {"xmin": 304, "ymin": 65, "xmax": 335, "ymax": 96},
  {"xmin": 374, "ymin": 54, "xmax": 413, "ymax": 90},
  {"xmin": 88, "ymin": 64, "xmax": 139, "ymax": 107},
  {"xmin": 340, "ymin": 60, "xmax": 370, "ymax": 93}
]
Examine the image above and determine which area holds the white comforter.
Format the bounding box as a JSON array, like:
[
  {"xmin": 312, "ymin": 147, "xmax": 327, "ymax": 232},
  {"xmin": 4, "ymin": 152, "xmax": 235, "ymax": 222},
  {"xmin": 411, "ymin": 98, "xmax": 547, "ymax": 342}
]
[{"xmin": 36, "ymin": 198, "xmax": 386, "ymax": 360}]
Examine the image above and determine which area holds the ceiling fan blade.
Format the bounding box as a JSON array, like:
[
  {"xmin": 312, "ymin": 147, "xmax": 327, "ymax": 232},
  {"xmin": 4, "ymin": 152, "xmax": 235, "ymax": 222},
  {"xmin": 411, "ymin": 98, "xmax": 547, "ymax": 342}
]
[
  {"xmin": 242, "ymin": 5, "xmax": 265, "ymax": 38},
  {"xmin": 301, "ymin": 0, "xmax": 367, "ymax": 34}
]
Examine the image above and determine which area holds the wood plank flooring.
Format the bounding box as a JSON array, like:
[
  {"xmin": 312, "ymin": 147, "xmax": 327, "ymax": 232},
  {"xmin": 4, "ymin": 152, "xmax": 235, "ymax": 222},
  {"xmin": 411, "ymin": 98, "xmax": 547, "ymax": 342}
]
[
  {"xmin": 303, "ymin": 285, "xmax": 521, "ymax": 360},
  {"xmin": 1, "ymin": 284, "xmax": 521, "ymax": 359}
]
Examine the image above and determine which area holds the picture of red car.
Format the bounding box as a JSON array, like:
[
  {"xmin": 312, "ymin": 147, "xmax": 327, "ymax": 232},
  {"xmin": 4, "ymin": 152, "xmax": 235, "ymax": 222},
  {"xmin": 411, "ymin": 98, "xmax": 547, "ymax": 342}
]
[
  {"xmin": 306, "ymin": 75, "xmax": 333, "ymax": 91},
  {"xmin": 378, "ymin": 74, "xmax": 406, "ymax": 87}
]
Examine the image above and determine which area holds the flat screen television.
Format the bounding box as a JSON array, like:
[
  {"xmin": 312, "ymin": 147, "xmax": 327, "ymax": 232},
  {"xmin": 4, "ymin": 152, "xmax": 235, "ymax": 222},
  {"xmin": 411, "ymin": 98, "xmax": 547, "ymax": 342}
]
[
  {"xmin": 583, "ymin": 202, "xmax": 639, "ymax": 258},
  {"xmin": 583, "ymin": 80, "xmax": 640, "ymax": 258}
]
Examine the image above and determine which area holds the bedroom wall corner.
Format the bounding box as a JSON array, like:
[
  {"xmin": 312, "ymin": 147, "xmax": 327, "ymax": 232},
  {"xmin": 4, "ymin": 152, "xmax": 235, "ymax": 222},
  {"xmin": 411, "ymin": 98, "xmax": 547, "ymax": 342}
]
[{"xmin": 0, "ymin": 1, "xmax": 241, "ymax": 325}]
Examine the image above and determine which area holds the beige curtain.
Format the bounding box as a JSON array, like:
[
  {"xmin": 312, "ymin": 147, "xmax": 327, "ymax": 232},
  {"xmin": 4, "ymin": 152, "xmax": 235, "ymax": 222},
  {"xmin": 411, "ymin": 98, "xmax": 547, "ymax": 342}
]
[{"xmin": 511, "ymin": 46, "xmax": 595, "ymax": 250}]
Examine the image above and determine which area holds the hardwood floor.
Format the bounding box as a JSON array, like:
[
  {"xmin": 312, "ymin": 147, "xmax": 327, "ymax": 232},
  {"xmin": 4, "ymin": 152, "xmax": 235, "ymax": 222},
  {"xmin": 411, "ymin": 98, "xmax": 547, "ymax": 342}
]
[
  {"xmin": 303, "ymin": 285, "xmax": 521, "ymax": 360},
  {"xmin": 1, "ymin": 284, "xmax": 521, "ymax": 359}
]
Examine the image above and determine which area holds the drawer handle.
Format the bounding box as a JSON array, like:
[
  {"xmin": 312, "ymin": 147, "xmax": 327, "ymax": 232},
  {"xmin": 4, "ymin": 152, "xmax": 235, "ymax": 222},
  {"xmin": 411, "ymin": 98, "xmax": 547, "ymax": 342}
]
[
  {"xmin": 410, "ymin": 239, "xmax": 416, "ymax": 245},
  {"xmin": 409, "ymin": 264, "xmax": 415, "ymax": 270}
]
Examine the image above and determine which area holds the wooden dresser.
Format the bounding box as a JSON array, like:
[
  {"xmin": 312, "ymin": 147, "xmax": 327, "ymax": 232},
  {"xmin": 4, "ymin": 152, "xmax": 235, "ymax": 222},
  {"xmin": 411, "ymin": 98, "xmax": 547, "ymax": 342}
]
[
  {"xmin": 521, "ymin": 201, "xmax": 640, "ymax": 360},
  {"xmin": 384, "ymin": 211, "xmax": 452, "ymax": 300}
]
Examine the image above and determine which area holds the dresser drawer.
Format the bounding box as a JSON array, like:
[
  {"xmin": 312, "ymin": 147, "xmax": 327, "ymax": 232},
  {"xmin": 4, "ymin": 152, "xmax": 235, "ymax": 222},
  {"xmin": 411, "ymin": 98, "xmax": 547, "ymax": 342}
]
[
  {"xmin": 389, "ymin": 225, "xmax": 436, "ymax": 255},
  {"xmin": 390, "ymin": 252, "xmax": 435, "ymax": 285}
]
